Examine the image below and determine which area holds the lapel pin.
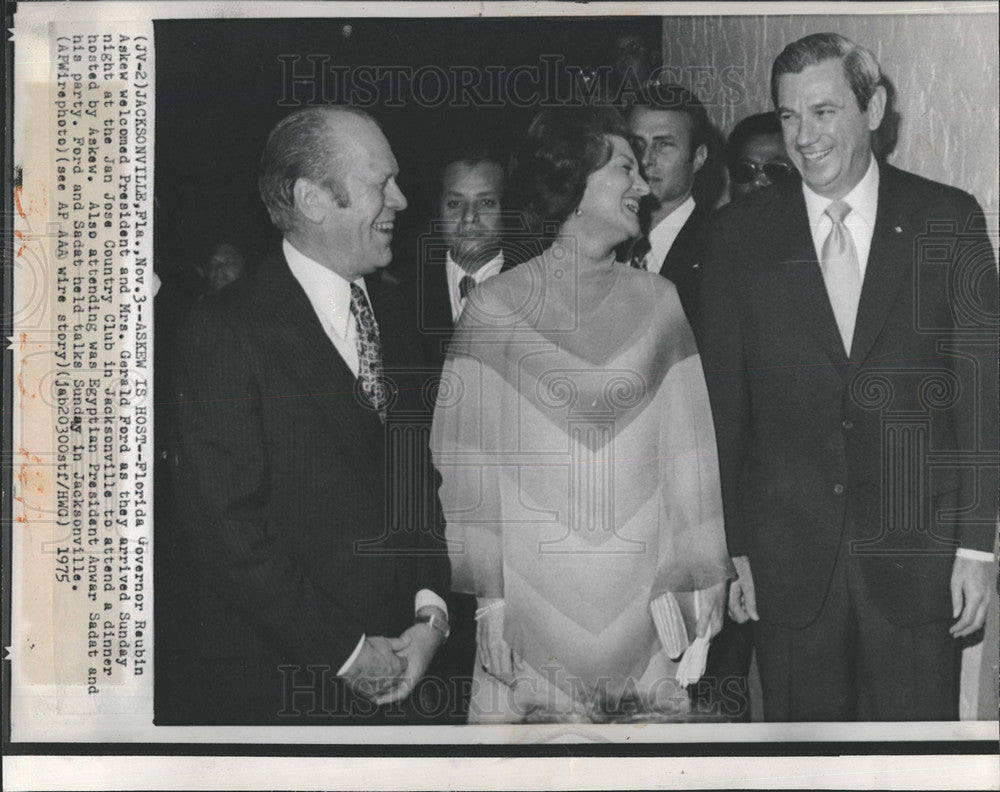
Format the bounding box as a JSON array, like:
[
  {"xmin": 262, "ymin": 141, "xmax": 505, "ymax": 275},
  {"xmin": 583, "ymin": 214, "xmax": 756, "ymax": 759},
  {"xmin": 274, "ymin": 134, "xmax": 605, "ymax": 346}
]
[{"xmin": 893, "ymin": 226, "xmax": 902, "ymax": 234}]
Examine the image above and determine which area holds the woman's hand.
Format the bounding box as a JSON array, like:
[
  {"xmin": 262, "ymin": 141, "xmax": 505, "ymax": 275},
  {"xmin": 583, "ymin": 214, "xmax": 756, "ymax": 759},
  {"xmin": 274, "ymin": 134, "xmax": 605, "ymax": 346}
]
[
  {"xmin": 476, "ymin": 597, "xmax": 516, "ymax": 685},
  {"xmin": 694, "ymin": 582, "xmax": 727, "ymax": 642}
]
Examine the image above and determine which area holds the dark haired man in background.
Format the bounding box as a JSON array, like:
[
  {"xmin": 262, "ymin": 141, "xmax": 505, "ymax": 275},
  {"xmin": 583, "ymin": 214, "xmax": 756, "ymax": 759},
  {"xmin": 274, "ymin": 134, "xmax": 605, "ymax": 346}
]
[
  {"xmin": 626, "ymin": 83, "xmax": 711, "ymax": 321},
  {"xmin": 418, "ymin": 148, "xmax": 507, "ymax": 371},
  {"xmin": 724, "ymin": 112, "xmax": 797, "ymax": 202}
]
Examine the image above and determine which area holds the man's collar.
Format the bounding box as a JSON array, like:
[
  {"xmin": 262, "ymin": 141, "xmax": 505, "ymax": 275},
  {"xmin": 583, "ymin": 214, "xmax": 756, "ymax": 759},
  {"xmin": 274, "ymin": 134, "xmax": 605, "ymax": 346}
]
[
  {"xmin": 648, "ymin": 195, "xmax": 696, "ymax": 253},
  {"xmin": 802, "ymin": 155, "xmax": 880, "ymax": 231},
  {"xmin": 445, "ymin": 249, "xmax": 505, "ymax": 284},
  {"xmin": 649, "ymin": 195, "xmax": 696, "ymax": 237},
  {"xmin": 283, "ymin": 238, "xmax": 359, "ymax": 340}
]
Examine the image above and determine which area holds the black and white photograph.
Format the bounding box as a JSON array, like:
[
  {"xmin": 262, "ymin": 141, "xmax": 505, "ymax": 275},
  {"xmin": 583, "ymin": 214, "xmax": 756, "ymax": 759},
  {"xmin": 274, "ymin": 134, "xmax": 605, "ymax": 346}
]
[
  {"xmin": 4, "ymin": 2, "xmax": 998, "ymax": 789},
  {"xmin": 150, "ymin": 10, "xmax": 999, "ymax": 729}
]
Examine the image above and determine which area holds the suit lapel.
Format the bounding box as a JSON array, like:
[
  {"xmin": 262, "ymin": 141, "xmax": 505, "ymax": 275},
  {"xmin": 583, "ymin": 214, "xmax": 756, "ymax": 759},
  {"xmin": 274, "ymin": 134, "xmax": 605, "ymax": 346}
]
[
  {"xmin": 252, "ymin": 254, "xmax": 382, "ymax": 481},
  {"xmin": 777, "ymin": 187, "xmax": 850, "ymax": 368},
  {"xmin": 848, "ymin": 166, "xmax": 910, "ymax": 365},
  {"xmin": 661, "ymin": 207, "xmax": 704, "ymax": 277},
  {"xmin": 419, "ymin": 256, "xmax": 454, "ymax": 334}
]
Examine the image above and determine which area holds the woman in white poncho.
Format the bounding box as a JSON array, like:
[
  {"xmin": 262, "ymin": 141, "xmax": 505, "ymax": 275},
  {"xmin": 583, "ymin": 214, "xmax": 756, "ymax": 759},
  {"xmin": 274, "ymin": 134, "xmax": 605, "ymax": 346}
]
[{"xmin": 430, "ymin": 107, "xmax": 734, "ymax": 723}]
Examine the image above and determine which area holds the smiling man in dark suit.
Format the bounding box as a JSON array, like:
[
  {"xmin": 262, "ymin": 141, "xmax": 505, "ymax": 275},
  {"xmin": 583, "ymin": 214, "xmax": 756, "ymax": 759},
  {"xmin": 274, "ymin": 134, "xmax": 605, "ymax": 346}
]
[
  {"xmin": 168, "ymin": 106, "xmax": 450, "ymax": 725},
  {"xmin": 697, "ymin": 33, "xmax": 997, "ymax": 721}
]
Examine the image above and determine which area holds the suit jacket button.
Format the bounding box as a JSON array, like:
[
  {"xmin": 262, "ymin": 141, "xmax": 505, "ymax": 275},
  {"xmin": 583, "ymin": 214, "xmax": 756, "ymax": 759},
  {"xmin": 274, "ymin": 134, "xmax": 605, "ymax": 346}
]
[
  {"xmin": 842, "ymin": 420, "xmax": 854, "ymax": 430},
  {"xmin": 833, "ymin": 484, "xmax": 845, "ymax": 495}
]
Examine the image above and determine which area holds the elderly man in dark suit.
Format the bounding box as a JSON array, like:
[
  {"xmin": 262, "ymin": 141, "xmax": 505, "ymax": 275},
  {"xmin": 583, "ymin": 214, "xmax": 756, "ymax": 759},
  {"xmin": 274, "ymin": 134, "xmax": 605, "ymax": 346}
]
[
  {"xmin": 167, "ymin": 106, "xmax": 450, "ymax": 725},
  {"xmin": 697, "ymin": 33, "xmax": 997, "ymax": 721}
]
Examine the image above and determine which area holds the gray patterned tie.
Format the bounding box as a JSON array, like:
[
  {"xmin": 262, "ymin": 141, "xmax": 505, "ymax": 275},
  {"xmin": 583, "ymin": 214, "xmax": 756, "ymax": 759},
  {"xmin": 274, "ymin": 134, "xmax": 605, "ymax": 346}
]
[
  {"xmin": 459, "ymin": 275, "xmax": 475, "ymax": 301},
  {"xmin": 349, "ymin": 283, "xmax": 388, "ymax": 421},
  {"xmin": 630, "ymin": 236, "xmax": 652, "ymax": 271},
  {"xmin": 820, "ymin": 200, "xmax": 862, "ymax": 355}
]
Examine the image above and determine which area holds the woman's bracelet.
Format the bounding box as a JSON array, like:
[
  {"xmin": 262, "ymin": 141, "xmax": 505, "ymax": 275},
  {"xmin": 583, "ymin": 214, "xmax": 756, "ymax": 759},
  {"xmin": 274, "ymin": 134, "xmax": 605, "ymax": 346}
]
[{"xmin": 474, "ymin": 600, "xmax": 506, "ymax": 621}]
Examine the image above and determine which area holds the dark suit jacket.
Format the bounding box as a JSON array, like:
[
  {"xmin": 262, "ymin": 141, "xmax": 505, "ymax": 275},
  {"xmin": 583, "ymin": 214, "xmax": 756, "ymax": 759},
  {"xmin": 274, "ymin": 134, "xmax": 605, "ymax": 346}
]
[
  {"xmin": 696, "ymin": 165, "xmax": 997, "ymax": 630},
  {"xmin": 416, "ymin": 250, "xmax": 456, "ymax": 373},
  {"xmin": 414, "ymin": 245, "xmax": 520, "ymax": 373},
  {"xmin": 162, "ymin": 252, "xmax": 449, "ymax": 724},
  {"xmin": 658, "ymin": 205, "xmax": 710, "ymax": 322}
]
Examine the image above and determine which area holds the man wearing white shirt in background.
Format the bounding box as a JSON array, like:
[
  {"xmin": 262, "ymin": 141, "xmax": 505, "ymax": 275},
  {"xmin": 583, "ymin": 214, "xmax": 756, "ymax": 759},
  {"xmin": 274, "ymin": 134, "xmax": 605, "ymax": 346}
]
[
  {"xmin": 630, "ymin": 82, "xmax": 749, "ymax": 720},
  {"xmin": 696, "ymin": 33, "xmax": 997, "ymax": 721},
  {"xmin": 627, "ymin": 82, "xmax": 711, "ymax": 322},
  {"xmin": 419, "ymin": 148, "xmax": 506, "ymax": 371},
  {"xmin": 410, "ymin": 147, "xmax": 507, "ymax": 722},
  {"xmin": 167, "ymin": 106, "xmax": 450, "ymax": 725}
]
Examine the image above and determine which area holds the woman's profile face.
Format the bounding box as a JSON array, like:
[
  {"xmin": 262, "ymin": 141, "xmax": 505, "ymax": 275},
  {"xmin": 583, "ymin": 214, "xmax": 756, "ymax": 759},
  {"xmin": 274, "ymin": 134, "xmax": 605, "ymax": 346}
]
[{"xmin": 573, "ymin": 135, "xmax": 649, "ymax": 249}]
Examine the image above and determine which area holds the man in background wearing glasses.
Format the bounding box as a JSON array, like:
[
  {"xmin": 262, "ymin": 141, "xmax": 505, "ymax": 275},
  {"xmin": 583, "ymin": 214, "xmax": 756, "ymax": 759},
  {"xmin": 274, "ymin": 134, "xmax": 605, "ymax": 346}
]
[{"xmin": 724, "ymin": 112, "xmax": 798, "ymax": 203}]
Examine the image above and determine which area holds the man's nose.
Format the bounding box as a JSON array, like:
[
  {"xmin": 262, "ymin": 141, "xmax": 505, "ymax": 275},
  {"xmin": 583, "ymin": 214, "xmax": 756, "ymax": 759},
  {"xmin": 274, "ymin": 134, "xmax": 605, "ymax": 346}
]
[
  {"xmin": 641, "ymin": 146, "xmax": 656, "ymax": 170},
  {"xmin": 461, "ymin": 204, "xmax": 478, "ymax": 227},
  {"xmin": 387, "ymin": 179, "xmax": 407, "ymax": 211},
  {"xmin": 795, "ymin": 116, "xmax": 818, "ymax": 148},
  {"xmin": 753, "ymin": 169, "xmax": 771, "ymax": 189}
]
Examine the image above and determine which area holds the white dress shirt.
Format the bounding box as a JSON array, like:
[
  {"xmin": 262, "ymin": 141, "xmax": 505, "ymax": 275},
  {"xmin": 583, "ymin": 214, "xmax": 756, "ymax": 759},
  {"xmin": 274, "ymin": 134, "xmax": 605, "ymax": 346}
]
[
  {"xmin": 283, "ymin": 239, "xmax": 450, "ymax": 673},
  {"xmin": 445, "ymin": 249, "xmax": 504, "ymax": 322},
  {"xmin": 800, "ymin": 167, "xmax": 992, "ymax": 564},
  {"xmin": 646, "ymin": 195, "xmax": 696, "ymax": 276}
]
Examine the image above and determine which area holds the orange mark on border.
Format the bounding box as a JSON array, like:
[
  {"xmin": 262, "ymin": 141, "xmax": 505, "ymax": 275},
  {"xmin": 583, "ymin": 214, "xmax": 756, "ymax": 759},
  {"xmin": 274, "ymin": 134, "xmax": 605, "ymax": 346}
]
[
  {"xmin": 17, "ymin": 447, "xmax": 43, "ymax": 464},
  {"xmin": 20, "ymin": 332, "xmax": 28, "ymax": 350},
  {"xmin": 14, "ymin": 185, "xmax": 25, "ymax": 219}
]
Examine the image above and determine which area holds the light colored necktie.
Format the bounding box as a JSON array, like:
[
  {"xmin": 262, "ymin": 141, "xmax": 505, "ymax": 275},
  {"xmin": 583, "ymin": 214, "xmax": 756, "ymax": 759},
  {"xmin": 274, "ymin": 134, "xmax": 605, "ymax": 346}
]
[
  {"xmin": 820, "ymin": 200, "xmax": 862, "ymax": 355},
  {"xmin": 349, "ymin": 283, "xmax": 388, "ymax": 421}
]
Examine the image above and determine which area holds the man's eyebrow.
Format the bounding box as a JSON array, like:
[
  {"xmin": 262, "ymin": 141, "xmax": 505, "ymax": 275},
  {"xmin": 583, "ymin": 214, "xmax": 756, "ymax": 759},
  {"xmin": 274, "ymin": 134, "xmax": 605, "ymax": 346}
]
[{"xmin": 444, "ymin": 189, "xmax": 500, "ymax": 196}]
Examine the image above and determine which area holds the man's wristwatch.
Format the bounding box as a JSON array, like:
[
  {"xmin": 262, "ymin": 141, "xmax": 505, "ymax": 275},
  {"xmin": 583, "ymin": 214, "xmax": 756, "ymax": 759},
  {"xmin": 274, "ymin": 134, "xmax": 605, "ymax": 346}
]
[{"xmin": 415, "ymin": 613, "xmax": 450, "ymax": 641}]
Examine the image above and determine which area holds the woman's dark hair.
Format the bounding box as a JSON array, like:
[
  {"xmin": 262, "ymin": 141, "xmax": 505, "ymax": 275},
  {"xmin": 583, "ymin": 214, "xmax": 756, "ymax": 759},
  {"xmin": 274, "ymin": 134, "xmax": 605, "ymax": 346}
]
[{"xmin": 507, "ymin": 106, "xmax": 630, "ymax": 246}]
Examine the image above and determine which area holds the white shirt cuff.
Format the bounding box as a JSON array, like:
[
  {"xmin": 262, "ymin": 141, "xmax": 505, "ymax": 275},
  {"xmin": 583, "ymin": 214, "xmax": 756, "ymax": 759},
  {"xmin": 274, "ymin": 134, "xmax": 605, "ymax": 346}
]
[
  {"xmin": 339, "ymin": 590, "xmax": 446, "ymax": 676},
  {"xmin": 956, "ymin": 548, "xmax": 995, "ymax": 563},
  {"xmin": 337, "ymin": 634, "xmax": 366, "ymax": 676},
  {"xmin": 415, "ymin": 589, "xmax": 448, "ymax": 616}
]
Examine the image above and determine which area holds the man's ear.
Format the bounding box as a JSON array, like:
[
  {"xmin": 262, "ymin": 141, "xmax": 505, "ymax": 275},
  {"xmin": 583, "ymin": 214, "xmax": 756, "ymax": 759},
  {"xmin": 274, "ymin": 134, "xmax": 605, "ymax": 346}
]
[
  {"xmin": 692, "ymin": 143, "xmax": 708, "ymax": 174},
  {"xmin": 293, "ymin": 178, "xmax": 329, "ymax": 225},
  {"xmin": 866, "ymin": 85, "xmax": 887, "ymax": 132}
]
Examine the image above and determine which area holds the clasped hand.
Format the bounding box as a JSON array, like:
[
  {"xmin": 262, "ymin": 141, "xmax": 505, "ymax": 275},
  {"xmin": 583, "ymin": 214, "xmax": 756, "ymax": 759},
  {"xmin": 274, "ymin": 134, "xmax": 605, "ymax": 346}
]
[{"xmin": 342, "ymin": 612, "xmax": 447, "ymax": 705}]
